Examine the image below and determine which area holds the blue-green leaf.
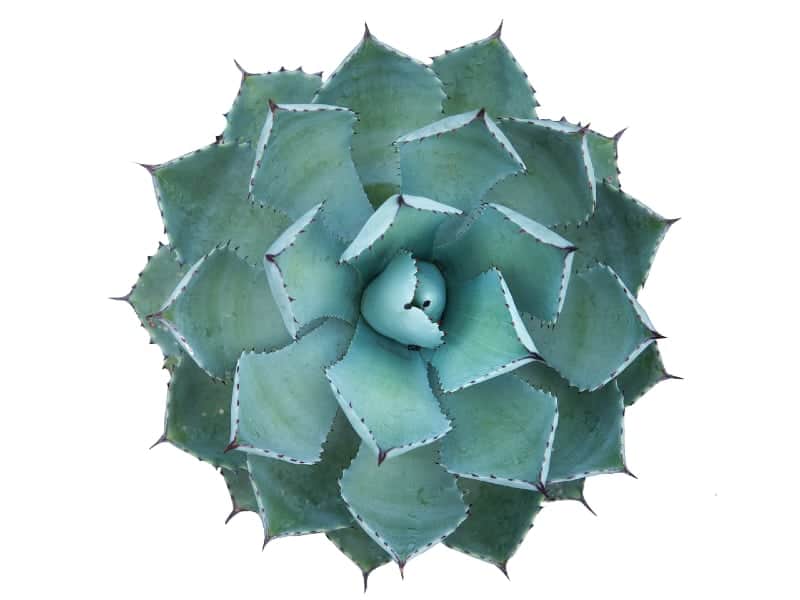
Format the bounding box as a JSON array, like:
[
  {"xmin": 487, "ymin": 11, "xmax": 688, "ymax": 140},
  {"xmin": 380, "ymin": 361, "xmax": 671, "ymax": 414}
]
[
  {"xmin": 326, "ymin": 526, "xmax": 391, "ymax": 590},
  {"xmin": 432, "ymin": 26, "xmax": 537, "ymax": 119},
  {"xmin": 221, "ymin": 467, "xmax": 259, "ymax": 522},
  {"xmin": 153, "ymin": 245, "xmax": 291, "ymax": 380},
  {"xmin": 325, "ymin": 320, "xmax": 451, "ymax": 462},
  {"xmin": 528, "ymin": 264, "xmax": 659, "ymax": 391},
  {"xmin": 224, "ymin": 67, "xmax": 322, "ymax": 143},
  {"xmin": 438, "ymin": 374, "xmax": 557, "ymax": 490},
  {"xmin": 248, "ymin": 103, "xmax": 372, "ymax": 241},
  {"xmin": 230, "ymin": 319, "xmax": 353, "ymax": 464},
  {"xmin": 151, "ymin": 142, "xmax": 291, "ymax": 266},
  {"xmin": 314, "ymin": 29, "xmax": 445, "ymax": 206},
  {"xmin": 264, "ymin": 204, "xmax": 360, "ymax": 338},
  {"xmin": 397, "ymin": 109, "xmax": 525, "ymax": 213},
  {"xmin": 617, "ymin": 343, "xmax": 677, "ymax": 406},
  {"xmin": 432, "ymin": 269, "xmax": 540, "ymax": 393},
  {"xmin": 339, "ymin": 443, "xmax": 468, "ymax": 565}
]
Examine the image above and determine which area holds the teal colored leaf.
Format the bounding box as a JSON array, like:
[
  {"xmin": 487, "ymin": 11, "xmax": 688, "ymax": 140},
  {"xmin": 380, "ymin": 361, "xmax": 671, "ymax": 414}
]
[
  {"xmin": 414, "ymin": 261, "xmax": 447, "ymax": 322},
  {"xmin": 617, "ymin": 343, "xmax": 677, "ymax": 406},
  {"xmin": 438, "ymin": 374, "xmax": 557, "ymax": 490},
  {"xmin": 432, "ymin": 26, "xmax": 537, "ymax": 119},
  {"xmin": 325, "ymin": 320, "xmax": 450, "ymax": 462},
  {"xmin": 327, "ymin": 526, "xmax": 391, "ymax": 590},
  {"xmin": 514, "ymin": 363, "xmax": 625, "ymax": 482},
  {"xmin": 397, "ymin": 109, "xmax": 526, "ymax": 213},
  {"xmin": 153, "ymin": 245, "xmax": 291, "ymax": 380},
  {"xmin": 586, "ymin": 129, "xmax": 622, "ymax": 186},
  {"xmin": 247, "ymin": 411, "xmax": 358, "ymax": 541},
  {"xmin": 221, "ymin": 467, "xmax": 259, "ymax": 522},
  {"xmin": 123, "ymin": 243, "xmax": 187, "ymax": 358},
  {"xmin": 223, "ymin": 68, "xmax": 322, "ymax": 143},
  {"xmin": 545, "ymin": 478, "xmax": 586, "ymax": 502},
  {"xmin": 339, "ymin": 443, "xmax": 468, "ymax": 565},
  {"xmin": 528, "ymin": 264, "xmax": 659, "ymax": 391},
  {"xmin": 431, "ymin": 269, "xmax": 540, "ymax": 393},
  {"xmin": 231, "ymin": 319, "xmax": 354, "ymax": 464},
  {"xmin": 445, "ymin": 478, "xmax": 543, "ymax": 571},
  {"xmin": 314, "ymin": 29, "xmax": 445, "ymax": 206},
  {"xmin": 341, "ymin": 193, "xmax": 463, "ymax": 281},
  {"xmin": 359, "ymin": 251, "xmax": 443, "ymax": 349},
  {"xmin": 483, "ymin": 118, "xmax": 596, "ymax": 227},
  {"xmin": 248, "ymin": 103, "xmax": 372, "ymax": 241},
  {"xmin": 151, "ymin": 142, "xmax": 291, "ymax": 266},
  {"xmin": 163, "ymin": 355, "xmax": 243, "ymax": 469},
  {"xmin": 264, "ymin": 204, "xmax": 360, "ymax": 338},
  {"xmin": 553, "ymin": 181, "xmax": 675, "ymax": 294},
  {"xmin": 435, "ymin": 203, "xmax": 576, "ymax": 322}
]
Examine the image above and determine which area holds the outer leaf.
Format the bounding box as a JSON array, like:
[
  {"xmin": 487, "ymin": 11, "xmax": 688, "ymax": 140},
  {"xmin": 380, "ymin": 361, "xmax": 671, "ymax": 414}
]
[
  {"xmin": 431, "ymin": 269, "xmax": 540, "ymax": 393},
  {"xmin": 586, "ymin": 129, "xmax": 622, "ymax": 186},
  {"xmin": 221, "ymin": 467, "xmax": 259, "ymax": 522},
  {"xmin": 553, "ymin": 181, "xmax": 675, "ymax": 294},
  {"xmin": 483, "ymin": 118, "xmax": 596, "ymax": 227},
  {"xmin": 248, "ymin": 103, "xmax": 372, "ymax": 241},
  {"xmin": 224, "ymin": 68, "xmax": 322, "ymax": 143},
  {"xmin": 264, "ymin": 204, "xmax": 359, "ymax": 338},
  {"xmin": 445, "ymin": 478, "xmax": 543, "ymax": 571},
  {"xmin": 247, "ymin": 411, "xmax": 358, "ymax": 541},
  {"xmin": 432, "ymin": 26, "xmax": 537, "ymax": 119},
  {"xmin": 123, "ymin": 243, "xmax": 186, "ymax": 358},
  {"xmin": 515, "ymin": 363, "xmax": 625, "ymax": 482},
  {"xmin": 528, "ymin": 264, "xmax": 660, "ymax": 391},
  {"xmin": 230, "ymin": 319, "xmax": 353, "ymax": 464},
  {"xmin": 617, "ymin": 343, "xmax": 677, "ymax": 406},
  {"xmin": 163, "ymin": 355, "xmax": 242, "ymax": 469},
  {"xmin": 397, "ymin": 109, "xmax": 526, "ymax": 214},
  {"xmin": 438, "ymin": 374, "xmax": 557, "ymax": 490},
  {"xmin": 359, "ymin": 251, "xmax": 443, "ymax": 349},
  {"xmin": 341, "ymin": 193, "xmax": 463, "ymax": 281},
  {"xmin": 325, "ymin": 320, "xmax": 451, "ymax": 462},
  {"xmin": 153, "ymin": 245, "xmax": 291, "ymax": 380},
  {"xmin": 339, "ymin": 443, "xmax": 468, "ymax": 566},
  {"xmin": 150, "ymin": 142, "xmax": 291, "ymax": 266},
  {"xmin": 326, "ymin": 526, "xmax": 391, "ymax": 591},
  {"xmin": 435, "ymin": 203, "xmax": 576, "ymax": 322},
  {"xmin": 314, "ymin": 29, "xmax": 445, "ymax": 206}
]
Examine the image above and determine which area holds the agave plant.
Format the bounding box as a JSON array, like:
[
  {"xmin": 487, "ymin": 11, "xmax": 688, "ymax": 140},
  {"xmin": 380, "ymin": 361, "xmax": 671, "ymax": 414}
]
[{"xmin": 121, "ymin": 23, "xmax": 677, "ymax": 587}]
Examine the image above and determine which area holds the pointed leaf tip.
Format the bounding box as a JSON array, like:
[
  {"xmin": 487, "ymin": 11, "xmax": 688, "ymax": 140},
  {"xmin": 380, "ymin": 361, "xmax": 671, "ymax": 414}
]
[
  {"xmin": 149, "ymin": 433, "xmax": 167, "ymax": 450},
  {"xmin": 363, "ymin": 22, "xmax": 371, "ymax": 38},
  {"xmin": 613, "ymin": 127, "xmax": 627, "ymax": 141},
  {"xmin": 233, "ymin": 58, "xmax": 248, "ymax": 76}
]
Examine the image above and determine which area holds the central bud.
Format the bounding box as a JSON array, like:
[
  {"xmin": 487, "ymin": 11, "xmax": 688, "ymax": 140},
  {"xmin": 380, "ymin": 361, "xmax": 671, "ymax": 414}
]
[{"xmin": 360, "ymin": 251, "xmax": 446, "ymax": 349}]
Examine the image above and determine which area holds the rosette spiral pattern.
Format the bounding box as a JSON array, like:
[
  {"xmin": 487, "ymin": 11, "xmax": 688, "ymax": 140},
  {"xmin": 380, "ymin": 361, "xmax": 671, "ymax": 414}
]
[{"xmin": 121, "ymin": 24, "xmax": 677, "ymax": 586}]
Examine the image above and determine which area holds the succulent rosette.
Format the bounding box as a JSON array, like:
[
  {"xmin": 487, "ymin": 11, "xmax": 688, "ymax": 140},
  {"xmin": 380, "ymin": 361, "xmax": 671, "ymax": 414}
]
[{"xmin": 122, "ymin": 24, "xmax": 677, "ymax": 585}]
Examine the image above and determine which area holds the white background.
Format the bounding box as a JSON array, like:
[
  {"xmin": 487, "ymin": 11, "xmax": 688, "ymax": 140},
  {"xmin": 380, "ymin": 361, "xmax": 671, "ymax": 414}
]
[{"xmin": 2, "ymin": 1, "xmax": 797, "ymax": 598}]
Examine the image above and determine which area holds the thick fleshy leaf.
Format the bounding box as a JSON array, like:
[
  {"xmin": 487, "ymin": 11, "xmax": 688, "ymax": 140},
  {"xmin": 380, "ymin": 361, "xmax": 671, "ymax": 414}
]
[
  {"xmin": 247, "ymin": 411, "xmax": 358, "ymax": 540},
  {"xmin": 438, "ymin": 374, "xmax": 557, "ymax": 489},
  {"xmin": 153, "ymin": 245, "xmax": 291, "ymax": 380},
  {"xmin": 515, "ymin": 363, "xmax": 625, "ymax": 482},
  {"xmin": 445, "ymin": 478, "xmax": 543, "ymax": 571},
  {"xmin": 359, "ymin": 251, "xmax": 443, "ymax": 349},
  {"xmin": 483, "ymin": 118, "xmax": 596, "ymax": 227},
  {"xmin": 397, "ymin": 109, "xmax": 526, "ymax": 213},
  {"xmin": 264, "ymin": 204, "xmax": 359, "ymax": 338},
  {"xmin": 223, "ymin": 68, "xmax": 322, "ymax": 143},
  {"xmin": 313, "ymin": 29, "xmax": 445, "ymax": 206},
  {"xmin": 162, "ymin": 355, "xmax": 242, "ymax": 469},
  {"xmin": 528, "ymin": 264, "xmax": 660, "ymax": 391},
  {"xmin": 339, "ymin": 443, "xmax": 468, "ymax": 565},
  {"xmin": 432, "ymin": 26, "xmax": 537, "ymax": 119},
  {"xmin": 221, "ymin": 467, "xmax": 259, "ymax": 522},
  {"xmin": 586, "ymin": 129, "xmax": 622, "ymax": 186},
  {"xmin": 340, "ymin": 193, "xmax": 463, "ymax": 280},
  {"xmin": 123, "ymin": 244, "xmax": 187, "ymax": 358},
  {"xmin": 545, "ymin": 478, "xmax": 587, "ymax": 503},
  {"xmin": 327, "ymin": 526, "xmax": 391, "ymax": 590},
  {"xmin": 435, "ymin": 203, "xmax": 576, "ymax": 322},
  {"xmin": 553, "ymin": 181, "xmax": 675, "ymax": 294},
  {"xmin": 325, "ymin": 321, "xmax": 450, "ymax": 462},
  {"xmin": 230, "ymin": 319, "xmax": 353, "ymax": 464},
  {"xmin": 247, "ymin": 103, "xmax": 372, "ymax": 241},
  {"xmin": 151, "ymin": 142, "xmax": 291, "ymax": 266},
  {"xmin": 432, "ymin": 269, "xmax": 540, "ymax": 393},
  {"xmin": 617, "ymin": 343, "xmax": 677, "ymax": 406}
]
